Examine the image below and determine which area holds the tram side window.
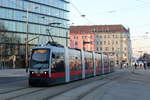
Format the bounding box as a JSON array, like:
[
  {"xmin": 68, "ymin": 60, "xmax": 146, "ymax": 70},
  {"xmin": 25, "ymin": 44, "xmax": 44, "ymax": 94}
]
[
  {"xmin": 104, "ymin": 60, "xmax": 109, "ymax": 67},
  {"xmin": 51, "ymin": 52, "xmax": 65, "ymax": 73},
  {"xmin": 89, "ymin": 58, "xmax": 93, "ymax": 69},
  {"xmin": 110, "ymin": 61, "xmax": 114, "ymax": 67},
  {"xmin": 98, "ymin": 59, "xmax": 102, "ymax": 68},
  {"xmin": 69, "ymin": 52, "xmax": 81, "ymax": 71},
  {"xmin": 85, "ymin": 58, "xmax": 89, "ymax": 69},
  {"xmin": 96, "ymin": 56, "xmax": 101, "ymax": 68}
]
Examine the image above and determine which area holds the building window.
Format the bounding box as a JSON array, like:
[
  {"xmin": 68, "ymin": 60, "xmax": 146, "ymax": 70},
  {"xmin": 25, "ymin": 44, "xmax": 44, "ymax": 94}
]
[
  {"xmin": 108, "ymin": 41, "xmax": 110, "ymax": 45},
  {"xmin": 97, "ymin": 47, "xmax": 99, "ymax": 51},
  {"xmin": 104, "ymin": 41, "xmax": 106, "ymax": 45},
  {"xmin": 112, "ymin": 47, "xmax": 114, "ymax": 51},
  {"xmin": 124, "ymin": 53, "xmax": 127, "ymax": 56},
  {"xmin": 75, "ymin": 41, "xmax": 78, "ymax": 46},
  {"xmin": 97, "ymin": 41, "xmax": 99, "ymax": 45},
  {"xmin": 74, "ymin": 36, "xmax": 78, "ymax": 39},
  {"xmin": 100, "ymin": 47, "xmax": 102, "ymax": 50},
  {"xmin": 100, "ymin": 35, "xmax": 102, "ymax": 38},
  {"xmin": 112, "ymin": 35, "xmax": 114, "ymax": 38},
  {"xmin": 116, "ymin": 41, "xmax": 118, "ymax": 44},
  {"xmin": 100, "ymin": 41, "xmax": 102, "ymax": 45},
  {"xmin": 105, "ymin": 47, "xmax": 108, "ymax": 51}
]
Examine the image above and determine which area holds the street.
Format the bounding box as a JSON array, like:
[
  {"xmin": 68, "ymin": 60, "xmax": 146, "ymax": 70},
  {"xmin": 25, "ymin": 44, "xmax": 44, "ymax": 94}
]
[{"xmin": 0, "ymin": 68, "xmax": 150, "ymax": 100}]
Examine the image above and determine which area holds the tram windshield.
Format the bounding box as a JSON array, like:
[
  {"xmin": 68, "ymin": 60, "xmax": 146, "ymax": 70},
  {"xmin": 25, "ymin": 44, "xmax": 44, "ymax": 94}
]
[{"xmin": 30, "ymin": 49, "xmax": 50, "ymax": 69}]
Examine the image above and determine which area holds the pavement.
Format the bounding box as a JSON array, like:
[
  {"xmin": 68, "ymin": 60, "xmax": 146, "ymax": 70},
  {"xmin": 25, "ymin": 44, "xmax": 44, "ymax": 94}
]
[
  {"xmin": 132, "ymin": 68, "xmax": 150, "ymax": 74},
  {"xmin": 0, "ymin": 68, "xmax": 28, "ymax": 77}
]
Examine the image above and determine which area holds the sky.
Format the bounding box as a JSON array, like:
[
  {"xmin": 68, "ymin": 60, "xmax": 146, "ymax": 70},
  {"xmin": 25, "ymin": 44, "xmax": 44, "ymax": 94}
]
[{"xmin": 69, "ymin": 0, "xmax": 150, "ymax": 57}]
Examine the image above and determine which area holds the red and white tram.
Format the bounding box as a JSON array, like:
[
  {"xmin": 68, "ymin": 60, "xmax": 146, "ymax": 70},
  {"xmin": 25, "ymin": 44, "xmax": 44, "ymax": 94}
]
[{"xmin": 28, "ymin": 45, "xmax": 114, "ymax": 86}]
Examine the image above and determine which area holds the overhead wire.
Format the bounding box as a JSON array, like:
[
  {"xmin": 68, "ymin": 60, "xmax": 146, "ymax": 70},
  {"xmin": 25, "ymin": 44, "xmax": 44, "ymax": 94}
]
[{"xmin": 70, "ymin": 1, "xmax": 95, "ymax": 25}]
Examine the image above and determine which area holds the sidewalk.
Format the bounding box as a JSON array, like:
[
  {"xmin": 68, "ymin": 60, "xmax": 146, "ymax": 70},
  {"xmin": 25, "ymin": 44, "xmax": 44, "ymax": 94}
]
[
  {"xmin": 132, "ymin": 68, "xmax": 150, "ymax": 76},
  {"xmin": 0, "ymin": 69, "xmax": 28, "ymax": 77}
]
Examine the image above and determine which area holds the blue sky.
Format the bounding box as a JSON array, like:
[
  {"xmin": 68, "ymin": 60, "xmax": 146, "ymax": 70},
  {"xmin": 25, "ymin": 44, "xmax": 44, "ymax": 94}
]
[{"xmin": 70, "ymin": 0, "xmax": 150, "ymax": 56}]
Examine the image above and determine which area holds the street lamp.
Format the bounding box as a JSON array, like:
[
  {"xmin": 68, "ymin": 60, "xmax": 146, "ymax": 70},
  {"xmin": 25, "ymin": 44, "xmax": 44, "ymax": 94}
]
[
  {"xmin": 25, "ymin": 7, "xmax": 38, "ymax": 69},
  {"xmin": 25, "ymin": 8, "xmax": 29, "ymax": 69},
  {"xmin": 48, "ymin": 22, "xmax": 61, "ymax": 26}
]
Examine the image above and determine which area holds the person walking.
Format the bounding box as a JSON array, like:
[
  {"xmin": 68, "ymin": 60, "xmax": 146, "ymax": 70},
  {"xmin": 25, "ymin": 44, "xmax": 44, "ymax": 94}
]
[
  {"xmin": 134, "ymin": 63, "xmax": 137, "ymax": 69},
  {"xmin": 143, "ymin": 62, "xmax": 147, "ymax": 70}
]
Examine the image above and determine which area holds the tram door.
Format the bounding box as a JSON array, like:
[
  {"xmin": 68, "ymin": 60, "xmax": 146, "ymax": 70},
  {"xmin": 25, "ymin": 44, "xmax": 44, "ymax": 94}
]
[
  {"xmin": 51, "ymin": 48, "xmax": 65, "ymax": 83},
  {"xmin": 68, "ymin": 49, "xmax": 82, "ymax": 81}
]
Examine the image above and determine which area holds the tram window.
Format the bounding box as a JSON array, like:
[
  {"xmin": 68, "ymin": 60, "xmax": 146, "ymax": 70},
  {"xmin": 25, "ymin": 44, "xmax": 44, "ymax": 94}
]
[
  {"xmin": 51, "ymin": 52, "xmax": 65, "ymax": 73},
  {"xmin": 32, "ymin": 49, "xmax": 49, "ymax": 62},
  {"xmin": 69, "ymin": 50, "xmax": 82, "ymax": 71},
  {"xmin": 30, "ymin": 49, "xmax": 50, "ymax": 69}
]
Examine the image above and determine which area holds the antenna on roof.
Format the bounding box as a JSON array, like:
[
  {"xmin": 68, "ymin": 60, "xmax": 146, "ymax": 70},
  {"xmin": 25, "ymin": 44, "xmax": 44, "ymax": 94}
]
[
  {"xmin": 45, "ymin": 22, "xmax": 63, "ymax": 47},
  {"xmin": 46, "ymin": 28, "xmax": 54, "ymax": 43}
]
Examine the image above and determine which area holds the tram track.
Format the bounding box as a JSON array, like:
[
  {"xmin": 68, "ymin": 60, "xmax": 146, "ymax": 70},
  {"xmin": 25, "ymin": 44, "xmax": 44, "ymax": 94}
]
[
  {"xmin": 0, "ymin": 87, "xmax": 47, "ymax": 100},
  {"xmin": 0, "ymin": 87, "xmax": 28, "ymax": 94},
  {"xmin": 44, "ymin": 73, "xmax": 121, "ymax": 100},
  {"xmin": 0, "ymin": 72, "xmax": 119, "ymax": 100},
  {"xmin": 9, "ymin": 76, "xmax": 107, "ymax": 100},
  {"xmin": 76, "ymin": 76, "xmax": 121, "ymax": 100}
]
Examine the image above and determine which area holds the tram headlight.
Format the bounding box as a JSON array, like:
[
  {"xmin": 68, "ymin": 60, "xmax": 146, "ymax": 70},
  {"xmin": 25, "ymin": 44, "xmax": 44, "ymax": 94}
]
[
  {"xmin": 43, "ymin": 71, "xmax": 48, "ymax": 74},
  {"xmin": 30, "ymin": 71, "xmax": 35, "ymax": 74}
]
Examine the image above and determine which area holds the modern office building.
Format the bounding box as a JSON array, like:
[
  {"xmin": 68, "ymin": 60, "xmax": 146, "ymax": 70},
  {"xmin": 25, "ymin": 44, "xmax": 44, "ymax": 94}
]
[
  {"xmin": 70, "ymin": 25, "xmax": 132, "ymax": 67},
  {"xmin": 0, "ymin": 0, "xmax": 69, "ymax": 68}
]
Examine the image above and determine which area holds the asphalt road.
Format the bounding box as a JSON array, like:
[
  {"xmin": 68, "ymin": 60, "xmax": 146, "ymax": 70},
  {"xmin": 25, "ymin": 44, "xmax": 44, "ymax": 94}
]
[
  {"xmin": 80, "ymin": 69, "xmax": 150, "ymax": 100},
  {"xmin": 0, "ymin": 77, "xmax": 27, "ymax": 85},
  {"xmin": 0, "ymin": 68, "xmax": 150, "ymax": 100}
]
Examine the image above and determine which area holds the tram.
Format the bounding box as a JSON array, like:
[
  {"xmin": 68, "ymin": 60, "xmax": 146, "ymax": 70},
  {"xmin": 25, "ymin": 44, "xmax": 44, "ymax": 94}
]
[{"xmin": 28, "ymin": 44, "xmax": 115, "ymax": 86}]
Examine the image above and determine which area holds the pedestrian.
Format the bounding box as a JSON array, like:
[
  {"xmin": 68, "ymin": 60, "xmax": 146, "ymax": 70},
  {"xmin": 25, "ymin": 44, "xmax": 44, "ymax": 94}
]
[
  {"xmin": 120, "ymin": 63, "xmax": 123, "ymax": 69},
  {"xmin": 134, "ymin": 63, "xmax": 137, "ymax": 69},
  {"xmin": 126, "ymin": 63, "xmax": 128, "ymax": 68},
  {"xmin": 12, "ymin": 55, "xmax": 16, "ymax": 69},
  {"xmin": 147, "ymin": 62, "xmax": 150, "ymax": 69},
  {"xmin": 143, "ymin": 62, "xmax": 147, "ymax": 70}
]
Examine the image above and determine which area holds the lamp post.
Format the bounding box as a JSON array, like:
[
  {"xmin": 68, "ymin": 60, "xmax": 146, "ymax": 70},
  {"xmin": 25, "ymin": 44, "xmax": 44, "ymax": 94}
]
[
  {"xmin": 25, "ymin": 7, "xmax": 38, "ymax": 69},
  {"xmin": 25, "ymin": 8, "xmax": 29, "ymax": 69},
  {"xmin": 66, "ymin": 32, "xmax": 69, "ymax": 47}
]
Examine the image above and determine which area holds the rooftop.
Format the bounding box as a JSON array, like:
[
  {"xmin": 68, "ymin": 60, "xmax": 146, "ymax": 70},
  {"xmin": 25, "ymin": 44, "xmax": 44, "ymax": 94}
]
[{"xmin": 70, "ymin": 25, "xmax": 129, "ymax": 33}]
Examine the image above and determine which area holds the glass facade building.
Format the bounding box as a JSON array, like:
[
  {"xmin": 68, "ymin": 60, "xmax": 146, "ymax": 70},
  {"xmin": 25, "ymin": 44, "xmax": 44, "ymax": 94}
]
[{"xmin": 0, "ymin": 0, "xmax": 69, "ymax": 68}]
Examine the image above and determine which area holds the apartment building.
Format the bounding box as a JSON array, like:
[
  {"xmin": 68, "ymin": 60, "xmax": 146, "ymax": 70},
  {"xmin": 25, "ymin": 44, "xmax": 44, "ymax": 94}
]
[
  {"xmin": 70, "ymin": 26, "xmax": 95, "ymax": 51},
  {"xmin": 70, "ymin": 25, "xmax": 132, "ymax": 66}
]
